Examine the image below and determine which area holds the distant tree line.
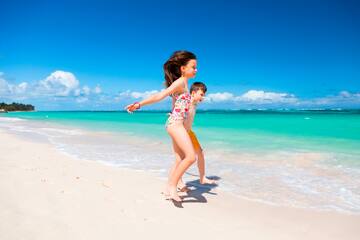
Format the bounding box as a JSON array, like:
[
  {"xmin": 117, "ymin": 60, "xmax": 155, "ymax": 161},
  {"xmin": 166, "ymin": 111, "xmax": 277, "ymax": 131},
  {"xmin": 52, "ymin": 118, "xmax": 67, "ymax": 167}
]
[{"xmin": 0, "ymin": 102, "xmax": 35, "ymax": 111}]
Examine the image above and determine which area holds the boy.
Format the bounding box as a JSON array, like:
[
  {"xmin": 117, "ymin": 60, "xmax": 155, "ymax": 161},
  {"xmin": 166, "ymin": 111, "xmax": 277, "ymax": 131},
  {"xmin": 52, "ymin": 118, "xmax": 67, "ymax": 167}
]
[{"xmin": 177, "ymin": 82, "xmax": 215, "ymax": 192}]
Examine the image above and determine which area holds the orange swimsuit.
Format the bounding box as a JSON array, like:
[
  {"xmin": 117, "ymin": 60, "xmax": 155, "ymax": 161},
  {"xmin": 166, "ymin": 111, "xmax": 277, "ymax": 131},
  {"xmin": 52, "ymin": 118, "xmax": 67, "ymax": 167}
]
[{"xmin": 188, "ymin": 129, "xmax": 202, "ymax": 152}]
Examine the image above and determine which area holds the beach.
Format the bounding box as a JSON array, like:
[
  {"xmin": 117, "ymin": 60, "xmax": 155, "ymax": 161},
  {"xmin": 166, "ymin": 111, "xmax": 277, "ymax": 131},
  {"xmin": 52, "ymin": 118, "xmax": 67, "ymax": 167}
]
[{"xmin": 1, "ymin": 119, "xmax": 360, "ymax": 239}]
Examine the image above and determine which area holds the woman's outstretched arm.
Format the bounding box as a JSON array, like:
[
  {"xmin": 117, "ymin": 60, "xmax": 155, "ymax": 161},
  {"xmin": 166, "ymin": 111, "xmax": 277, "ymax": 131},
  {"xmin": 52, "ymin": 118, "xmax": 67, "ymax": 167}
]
[{"xmin": 125, "ymin": 78, "xmax": 183, "ymax": 112}]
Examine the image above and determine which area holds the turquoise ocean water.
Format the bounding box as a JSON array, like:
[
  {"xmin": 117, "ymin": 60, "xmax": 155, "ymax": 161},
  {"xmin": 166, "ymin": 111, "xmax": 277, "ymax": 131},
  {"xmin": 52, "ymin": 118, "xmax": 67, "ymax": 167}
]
[
  {"xmin": 1, "ymin": 110, "xmax": 360, "ymax": 213},
  {"xmin": 4, "ymin": 110, "xmax": 360, "ymax": 157}
]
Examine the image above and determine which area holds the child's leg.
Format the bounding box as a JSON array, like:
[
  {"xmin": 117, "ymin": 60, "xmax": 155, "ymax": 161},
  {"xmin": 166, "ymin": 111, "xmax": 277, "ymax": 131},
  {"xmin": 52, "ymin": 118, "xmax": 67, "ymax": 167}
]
[
  {"xmin": 196, "ymin": 149, "xmax": 216, "ymax": 184},
  {"xmin": 196, "ymin": 149, "xmax": 205, "ymax": 181},
  {"xmin": 189, "ymin": 130, "xmax": 216, "ymax": 185},
  {"xmin": 164, "ymin": 147, "xmax": 183, "ymax": 196},
  {"xmin": 168, "ymin": 151, "xmax": 187, "ymax": 191},
  {"xmin": 166, "ymin": 124, "xmax": 196, "ymax": 202}
]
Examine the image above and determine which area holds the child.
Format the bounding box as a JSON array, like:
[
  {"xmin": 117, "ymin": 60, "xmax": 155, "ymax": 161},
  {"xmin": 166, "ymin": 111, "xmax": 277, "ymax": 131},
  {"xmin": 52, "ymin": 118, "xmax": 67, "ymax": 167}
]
[
  {"xmin": 175, "ymin": 82, "xmax": 216, "ymax": 192},
  {"xmin": 126, "ymin": 50, "xmax": 198, "ymax": 203}
]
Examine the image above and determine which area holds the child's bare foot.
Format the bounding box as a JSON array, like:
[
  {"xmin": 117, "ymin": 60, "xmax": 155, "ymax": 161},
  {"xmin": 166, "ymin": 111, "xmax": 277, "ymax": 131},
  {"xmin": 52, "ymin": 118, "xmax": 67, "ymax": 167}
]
[
  {"xmin": 161, "ymin": 185, "xmax": 170, "ymax": 198},
  {"xmin": 177, "ymin": 182, "xmax": 190, "ymax": 192},
  {"xmin": 169, "ymin": 186, "xmax": 182, "ymax": 202},
  {"xmin": 177, "ymin": 185, "xmax": 190, "ymax": 193},
  {"xmin": 200, "ymin": 176, "xmax": 216, "ymax": 185}
]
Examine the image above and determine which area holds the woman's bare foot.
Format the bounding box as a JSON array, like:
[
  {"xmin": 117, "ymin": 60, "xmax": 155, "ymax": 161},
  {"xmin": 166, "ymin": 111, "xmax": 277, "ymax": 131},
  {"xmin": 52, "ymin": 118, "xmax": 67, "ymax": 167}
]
[{"xmin": 200, "ymin": 176, "xmax": 216, "ymax": 185}]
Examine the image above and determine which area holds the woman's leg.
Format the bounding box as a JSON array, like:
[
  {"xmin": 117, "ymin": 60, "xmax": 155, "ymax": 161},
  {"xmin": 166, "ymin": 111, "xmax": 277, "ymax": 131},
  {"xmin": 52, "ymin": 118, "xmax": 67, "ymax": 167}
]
[{"xmin": 167, "ymin": 124, "xmax": 196, "ymax": 201}]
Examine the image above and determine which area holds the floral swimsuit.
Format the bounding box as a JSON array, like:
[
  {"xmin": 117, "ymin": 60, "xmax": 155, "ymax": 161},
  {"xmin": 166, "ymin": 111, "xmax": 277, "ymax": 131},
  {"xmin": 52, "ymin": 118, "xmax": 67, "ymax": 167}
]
[{"xmin": 165, "ymin": 91, "xmax": 191, "ymax": 128}]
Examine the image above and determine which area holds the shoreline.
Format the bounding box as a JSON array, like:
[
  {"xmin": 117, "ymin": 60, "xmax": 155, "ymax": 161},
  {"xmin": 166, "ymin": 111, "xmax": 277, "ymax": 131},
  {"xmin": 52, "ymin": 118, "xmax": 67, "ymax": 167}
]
[{"xmin": 1, "ymin": 128, "xmax": 360, "ymax": 239}]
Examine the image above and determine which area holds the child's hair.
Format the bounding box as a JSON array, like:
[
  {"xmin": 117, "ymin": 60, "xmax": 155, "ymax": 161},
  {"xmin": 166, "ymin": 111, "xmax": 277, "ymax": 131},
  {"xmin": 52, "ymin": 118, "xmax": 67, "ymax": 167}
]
[
  {"xmin": 190, "ymin": 82, "xmax": 207, "ymax": 94},
  {"xmin": 163, "ymin": 50, "xmax": 197, "ymax": 88}
]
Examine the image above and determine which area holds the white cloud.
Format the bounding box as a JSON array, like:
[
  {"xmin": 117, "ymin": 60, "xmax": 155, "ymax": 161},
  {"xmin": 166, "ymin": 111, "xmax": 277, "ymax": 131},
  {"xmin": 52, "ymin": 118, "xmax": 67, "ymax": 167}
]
[
  {"xmin": 73, "ymin": 86, "xmax": 91, "ymax": 97},
  {"xmin": 94, "ymin": 85, "xmax": 102, "ymax": 94},
  {"xmin": 114, "ymin": 90, "xmax": 130, "ymax": 101},
  {"xmin": 0, "ymin": 73, "xmax": 28, "ymax": 97},
  {"xmin": 239, "ymin": 90, "xmax": 298, "ymax": 104},
  {"xmin": 115, "ymin": 90, "xmax": 159, "ymax": 101},
  {"xmin": 206, "ymin": 90, "xmax": 360, "ymax": 108},
  {"xmin": 0, "ymin": 71, "xmax": 105, "ymax": 107},
  {"xmin": 82, "ymin": 86, "xmax": 91, "ymax": 95},
  {"xmin": 0, "ymin": 77, "xmax": 11, "ymax": 94},
  {"xmin": 339, "ymin": 91, "xmax": 351, "ymax": 98},
  {"xmin": 74, "ymin": 88, "xmax": 81, "ymax": 97},
  {"xmin": 206, "ymin": 92, "xmax": 234, "ymax": 102},
  {"xmin": 38, "ymin": 70, "xmax": 79, "ymax": 97},
  {"xmin": 206, "ymin": 90, "xmax": 298, "ymax": 104},
  {"xmin": 131, "ymin": 90, "xmax": 158, "ymax": 99},
  {"xmin": 305, "ymin": 91, "xmax": 360, "ymax": 106},
  {"xmin": 15, "ymin": 82, "xmax": 28, "ymax": 93},
  {"xmin": 76, "ymin": 97, "xmax": 88, "ymax": 103}
]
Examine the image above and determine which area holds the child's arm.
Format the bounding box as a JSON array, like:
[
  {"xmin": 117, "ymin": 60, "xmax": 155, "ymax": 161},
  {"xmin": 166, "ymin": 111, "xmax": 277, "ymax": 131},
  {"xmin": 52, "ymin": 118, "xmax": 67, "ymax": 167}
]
[
  {"xmin": 171, "ymin": 94, "xmax": 176, "ymax": 109},
  {"xmin": 125, "ymin": 78, "xmax": 183, "ymax": 112}
]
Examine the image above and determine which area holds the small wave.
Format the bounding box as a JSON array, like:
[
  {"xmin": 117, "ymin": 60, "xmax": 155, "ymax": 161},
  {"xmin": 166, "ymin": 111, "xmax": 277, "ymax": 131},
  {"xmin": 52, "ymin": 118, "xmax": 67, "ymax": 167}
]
[
  {"xmin": 0, "ymin": 117, "xmax": 26, "ymax": 122},
  {"xmin": 39, "ymin": 127, "xmax": 84, "ymax": 136}
]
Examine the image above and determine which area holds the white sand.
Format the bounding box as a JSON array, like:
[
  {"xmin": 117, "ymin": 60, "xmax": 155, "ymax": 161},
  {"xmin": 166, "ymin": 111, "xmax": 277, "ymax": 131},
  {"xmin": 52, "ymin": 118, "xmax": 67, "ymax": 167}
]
[{"xmin": 0, "ymin": 129, "xmax": 359, "ymax": 240}]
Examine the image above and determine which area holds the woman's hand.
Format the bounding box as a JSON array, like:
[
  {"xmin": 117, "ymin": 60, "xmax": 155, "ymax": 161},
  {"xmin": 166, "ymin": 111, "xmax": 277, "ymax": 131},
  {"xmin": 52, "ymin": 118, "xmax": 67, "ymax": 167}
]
[{"xmin": 125, "ymin": 102, "xmax": 141, "ymax": 113}]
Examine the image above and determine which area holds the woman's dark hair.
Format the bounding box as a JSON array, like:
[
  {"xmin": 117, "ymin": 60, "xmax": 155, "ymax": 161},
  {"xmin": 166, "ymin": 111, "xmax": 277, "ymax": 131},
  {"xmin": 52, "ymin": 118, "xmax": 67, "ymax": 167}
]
[
  {"xmin": 163, "ymin": 50, "xmax": 196, "ymax": 88},
  {"xmin": 190, "ymin": 82, "xmax": 207, "ymax": 94}
]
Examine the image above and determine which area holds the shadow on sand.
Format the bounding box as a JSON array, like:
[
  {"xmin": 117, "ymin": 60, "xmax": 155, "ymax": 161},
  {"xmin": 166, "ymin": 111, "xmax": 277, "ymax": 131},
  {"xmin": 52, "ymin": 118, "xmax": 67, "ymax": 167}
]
[{"xmin": 171, "ymin": 175, "xmax": 221, "ymax": 208}]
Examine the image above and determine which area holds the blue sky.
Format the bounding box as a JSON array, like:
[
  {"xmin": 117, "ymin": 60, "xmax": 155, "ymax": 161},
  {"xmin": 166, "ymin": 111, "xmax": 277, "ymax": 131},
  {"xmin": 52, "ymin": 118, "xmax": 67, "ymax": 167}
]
[{"xmin": 1, "ymin": 0, "xmax": 359, "ymax": 110}]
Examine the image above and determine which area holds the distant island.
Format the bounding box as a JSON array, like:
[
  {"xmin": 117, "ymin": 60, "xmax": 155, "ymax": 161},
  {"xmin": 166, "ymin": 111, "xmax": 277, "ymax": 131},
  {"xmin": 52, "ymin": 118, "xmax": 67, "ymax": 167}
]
[{"xmin": 0, "ymin": 102, "xmax": 35, "ymax": 112}]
